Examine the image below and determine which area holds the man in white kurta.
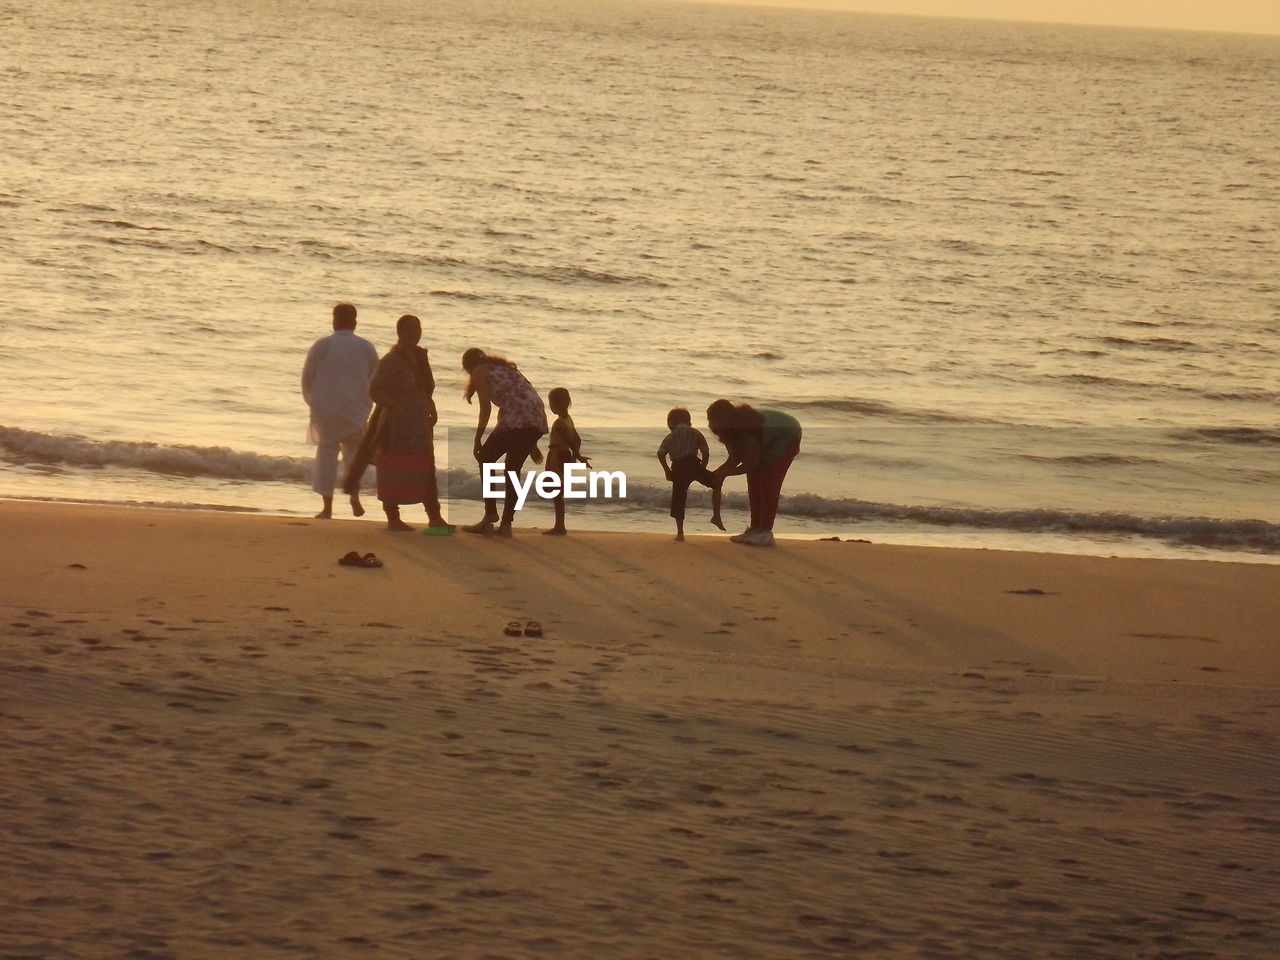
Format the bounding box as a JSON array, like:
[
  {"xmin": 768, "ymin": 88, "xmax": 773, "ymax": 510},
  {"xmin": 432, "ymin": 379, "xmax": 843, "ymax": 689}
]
[{"xmin": 301, "ymin": 302, "xmax": 379, "ymax": 518}]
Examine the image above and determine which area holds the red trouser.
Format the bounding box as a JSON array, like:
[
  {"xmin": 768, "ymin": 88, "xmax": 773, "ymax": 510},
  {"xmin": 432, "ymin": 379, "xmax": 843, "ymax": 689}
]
[{"xmin": 747, "ymin": 438, "xmax": 799, "ymax": 531}]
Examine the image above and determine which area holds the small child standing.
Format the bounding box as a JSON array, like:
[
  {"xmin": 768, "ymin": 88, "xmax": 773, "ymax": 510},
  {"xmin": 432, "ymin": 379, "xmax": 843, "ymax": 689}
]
[
  {"xmin": 657, "ymin": 407, "xmax": 725, "ymax": 541},
  {"xmin": 544, "ymin": 387, "xmax": 587, "ymax": 536}
]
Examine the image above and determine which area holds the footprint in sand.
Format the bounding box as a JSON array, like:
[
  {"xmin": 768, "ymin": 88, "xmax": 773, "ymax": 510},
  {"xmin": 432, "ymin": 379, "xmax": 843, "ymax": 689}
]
[
  {"xmin": 248, "ymin": 793, "xmax": 295, "ymax": 806},
  {"xmin": 582, "ymin": 772, "xmax": 627, "ymax": 789},
  {"xmin": 1009, "ymin": 896, "xmax": 1067, "ymax": 912},
  {"xmin": 933, "ymin": 757, "xmax": 981, "ymax": 770},
  {"xmin": 696, "ymin": 875, "xmax": 744, "ymax": 887}
]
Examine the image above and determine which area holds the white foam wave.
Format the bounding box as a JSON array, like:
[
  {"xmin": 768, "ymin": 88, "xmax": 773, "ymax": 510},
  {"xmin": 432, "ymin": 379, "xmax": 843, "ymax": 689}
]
[
  {"xmin": 618, "ymin": 480, "xmax": 1280, "ymax": 554},
  {"xmin": 0, "ymin": 426, "xmax": 309, "ymax": 482},
  {"xmin": 4, "ymin": 426, "xmax": 1276, "ymax": 553}
]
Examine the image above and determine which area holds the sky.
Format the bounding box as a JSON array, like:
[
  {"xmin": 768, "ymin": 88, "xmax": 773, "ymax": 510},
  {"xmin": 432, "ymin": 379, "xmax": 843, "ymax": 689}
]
[{"xmin": 688, "ymin": 0, "xmax": 1280, "ymax": 36}]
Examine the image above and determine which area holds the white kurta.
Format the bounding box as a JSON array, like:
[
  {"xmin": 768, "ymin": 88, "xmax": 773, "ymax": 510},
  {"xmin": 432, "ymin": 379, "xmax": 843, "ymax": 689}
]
[{"xmin": 301, "ymin": 329, "xmax": 379, "ymax": 444}]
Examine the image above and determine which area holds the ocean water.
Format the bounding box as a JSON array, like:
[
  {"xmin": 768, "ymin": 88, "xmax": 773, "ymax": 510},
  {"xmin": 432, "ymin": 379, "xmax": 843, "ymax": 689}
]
[{"xmin": 2, "ymin": 0, "xmax": 1278, "ymax": 560}]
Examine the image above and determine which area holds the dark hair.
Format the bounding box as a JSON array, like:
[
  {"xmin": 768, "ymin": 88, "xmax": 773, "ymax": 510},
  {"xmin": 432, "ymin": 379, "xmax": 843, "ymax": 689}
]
[
  {"xmin": 706, "ymin": 399, "xmax": 763, "ymax": 453},
  {"xmin": 462, "ymin": 348, "xmax": 519, "ymax": 402},
  {"xmin": 549, "ymin": 387, "xmax": 571, "ymax": 410},
  {"xmin": 666, "ymin": 407, "xmax": 691, "ymax": 429},
  {"xmin": 332, "ymin": 302, "xmax": 357, "ymax": 329},
  {"xmin": 396, "ymin": 314, "xmax": 420, "ymax": 337}
]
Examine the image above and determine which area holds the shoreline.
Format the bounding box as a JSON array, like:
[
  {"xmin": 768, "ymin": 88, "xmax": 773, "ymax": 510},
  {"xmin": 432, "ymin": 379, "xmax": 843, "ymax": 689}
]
[
  {"xmin": 3, "ymin": 499, "xmax": 1278, "ymax": 956},
  {"xmin": 4, "ymin": 491, "xmax": 1278, "ymax": 566}
]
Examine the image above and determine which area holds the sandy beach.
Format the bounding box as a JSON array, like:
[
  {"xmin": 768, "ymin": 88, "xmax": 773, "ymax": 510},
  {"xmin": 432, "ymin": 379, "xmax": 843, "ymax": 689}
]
[{"xmin": 2, "ymin": 499, "xmax": 1277, "ymax": 959}]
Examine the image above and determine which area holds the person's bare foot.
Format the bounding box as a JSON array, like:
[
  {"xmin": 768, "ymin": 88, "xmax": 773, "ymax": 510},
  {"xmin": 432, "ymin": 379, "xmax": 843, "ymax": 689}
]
[
  {"xmin": 495, "ymin": 523, "xmax": 513, "ymax": 538},
  {"xmin": 349, "ymin": 495, "xmax": 365, "ymax": 518},
  {"xmin": 711, "ymin": 515, "xmax": 726, "ymax": 531},
  {"xmin": 387, "ymin": 519, "xmax": 414, "ymax": 532},
  {"xmin": 314, "ymin": 510, "xmax": 332, "ymax": 519},
  {"xmin": 543, "ymin": 527, "xmax": 566, "ymax": 536},
  {"xmin": 674, "ymin": 532, "xmax": 685, "ymax": 542}
]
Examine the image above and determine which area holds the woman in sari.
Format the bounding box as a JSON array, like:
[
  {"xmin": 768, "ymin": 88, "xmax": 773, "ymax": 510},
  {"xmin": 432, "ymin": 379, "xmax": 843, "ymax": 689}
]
[
  {"xmin": 358, "ymin": 314, "xmax": 452, "ymax": 532},
  {"xmin": 460, "ymin": 347, "xmax": 547, "ymax": 537}
]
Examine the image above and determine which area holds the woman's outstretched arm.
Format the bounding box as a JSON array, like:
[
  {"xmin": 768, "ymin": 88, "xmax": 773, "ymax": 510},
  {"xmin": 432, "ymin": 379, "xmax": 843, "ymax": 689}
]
[{"xmin": 470, "ymin": 365, "xmax": 492, "ymax": 458}]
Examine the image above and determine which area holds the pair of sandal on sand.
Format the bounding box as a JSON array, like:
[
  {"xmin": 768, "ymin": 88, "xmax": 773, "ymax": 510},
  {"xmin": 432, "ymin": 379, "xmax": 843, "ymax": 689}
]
[
  {"xmin": 338, "ymin": 551, "xmax": 383, "ymax": 568},
  {"xmin": 504, "ymin": 620, "xmax": 543, "ymax": 637}
]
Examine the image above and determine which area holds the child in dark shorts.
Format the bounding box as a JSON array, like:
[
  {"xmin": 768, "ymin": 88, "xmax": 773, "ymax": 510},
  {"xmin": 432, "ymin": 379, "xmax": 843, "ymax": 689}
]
[
  {"xmin": 543, "ymin": 387, "xmax": 587, "ymax": 536},
  {"xmin": 657, "ymin": 407, "xmax": 725, "ymax": 541}
]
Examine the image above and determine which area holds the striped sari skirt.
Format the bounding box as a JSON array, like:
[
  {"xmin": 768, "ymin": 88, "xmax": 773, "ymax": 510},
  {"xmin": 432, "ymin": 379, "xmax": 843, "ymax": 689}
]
[{"xmin": 375, "ymin": 428, "xmax": 440, "ymax": 508}]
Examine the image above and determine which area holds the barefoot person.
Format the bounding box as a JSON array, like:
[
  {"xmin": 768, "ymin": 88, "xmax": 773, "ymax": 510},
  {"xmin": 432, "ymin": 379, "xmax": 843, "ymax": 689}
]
[
  {"xmin": 543, "ymin": 387, "xmax": 588, "ymax": 536},
  {"xmin": 461, "ymin": 348, "xmax": 547, "ymax": 537},
  {"xmin": 366, "ymin": 314, "xmax": 452, "ymax": 533},
  {"xmin": 707, "ymin": 399, "xmax": 801, "ymax": 547},
  {"xmin": 658, "ymin": 407, "xmax": 724, "ymax": 542},
  {"xmin": 300, "ymin": 302, "xmax": 378, "ymax": 518}
]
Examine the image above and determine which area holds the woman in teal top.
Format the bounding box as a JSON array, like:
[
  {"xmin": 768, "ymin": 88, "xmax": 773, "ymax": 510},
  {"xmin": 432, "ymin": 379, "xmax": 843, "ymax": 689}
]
[{"xmin": 707, "ymin": 399, "xmax": 802, "ymax": 547}]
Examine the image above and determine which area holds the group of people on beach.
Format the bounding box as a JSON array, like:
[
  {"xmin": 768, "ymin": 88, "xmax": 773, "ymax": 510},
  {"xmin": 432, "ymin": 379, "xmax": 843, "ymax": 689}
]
[{"xmin": 301, "ymin": 303, "xmax": 802, "ymax": 545}]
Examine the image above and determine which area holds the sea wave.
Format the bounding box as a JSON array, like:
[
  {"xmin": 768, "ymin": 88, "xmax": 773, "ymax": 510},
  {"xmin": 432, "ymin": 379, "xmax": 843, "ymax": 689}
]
[
  {"xmin": 1019, "ymin": 453, "xmax": 1162, "ymax": 466},
  {"xmin": 0, "ymin": 426, "xmax": 310, "ymax": 482},
  {"xmin": 781, "ymin": 397, "xmax": 992, "ymax": 424},
  {"xmin": 1172, "ymin": 427, "xmax": 1280, "ymax": 446},
  {"xmin": 1097, "ymin": 336, "xmax": 1200, "ymax": 352},
  {"xmin": 89, "ymin": 219, "xmax": 171, "ymax": 232},
  {"xmin": 429, "ymin": 289, "xmax": 486, "ymax": 300},
  {"xmin": 4, "ymin": 426, "xmax": 1275, "ymax": 553},
  {"xmin": 615, "ymin": 482, "xmax": 1280, "ymax": 553},
  {"xmin": 494, "ymin": 262, "xmax": 672, "ymax": 288},
  {"xmin": 1201, "ymin": 389, "xmax": 1280, "ymax": 403},
  {"xmin": 1053, "ymin": 375, "xmax": 1280, "ymax": 404}
]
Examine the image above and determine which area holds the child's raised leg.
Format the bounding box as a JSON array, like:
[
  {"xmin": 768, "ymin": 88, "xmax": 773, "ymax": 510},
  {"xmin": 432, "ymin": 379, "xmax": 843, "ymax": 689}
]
[{"xmin": 710, "ymin": 483, "xmax": 725, "ymax": 530}]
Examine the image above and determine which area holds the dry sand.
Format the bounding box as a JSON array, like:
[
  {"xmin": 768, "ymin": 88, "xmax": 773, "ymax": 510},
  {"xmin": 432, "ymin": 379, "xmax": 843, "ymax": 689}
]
[{"xmin": 1, "ymin": 500, "xmax": 1278, "ymax": 959}]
